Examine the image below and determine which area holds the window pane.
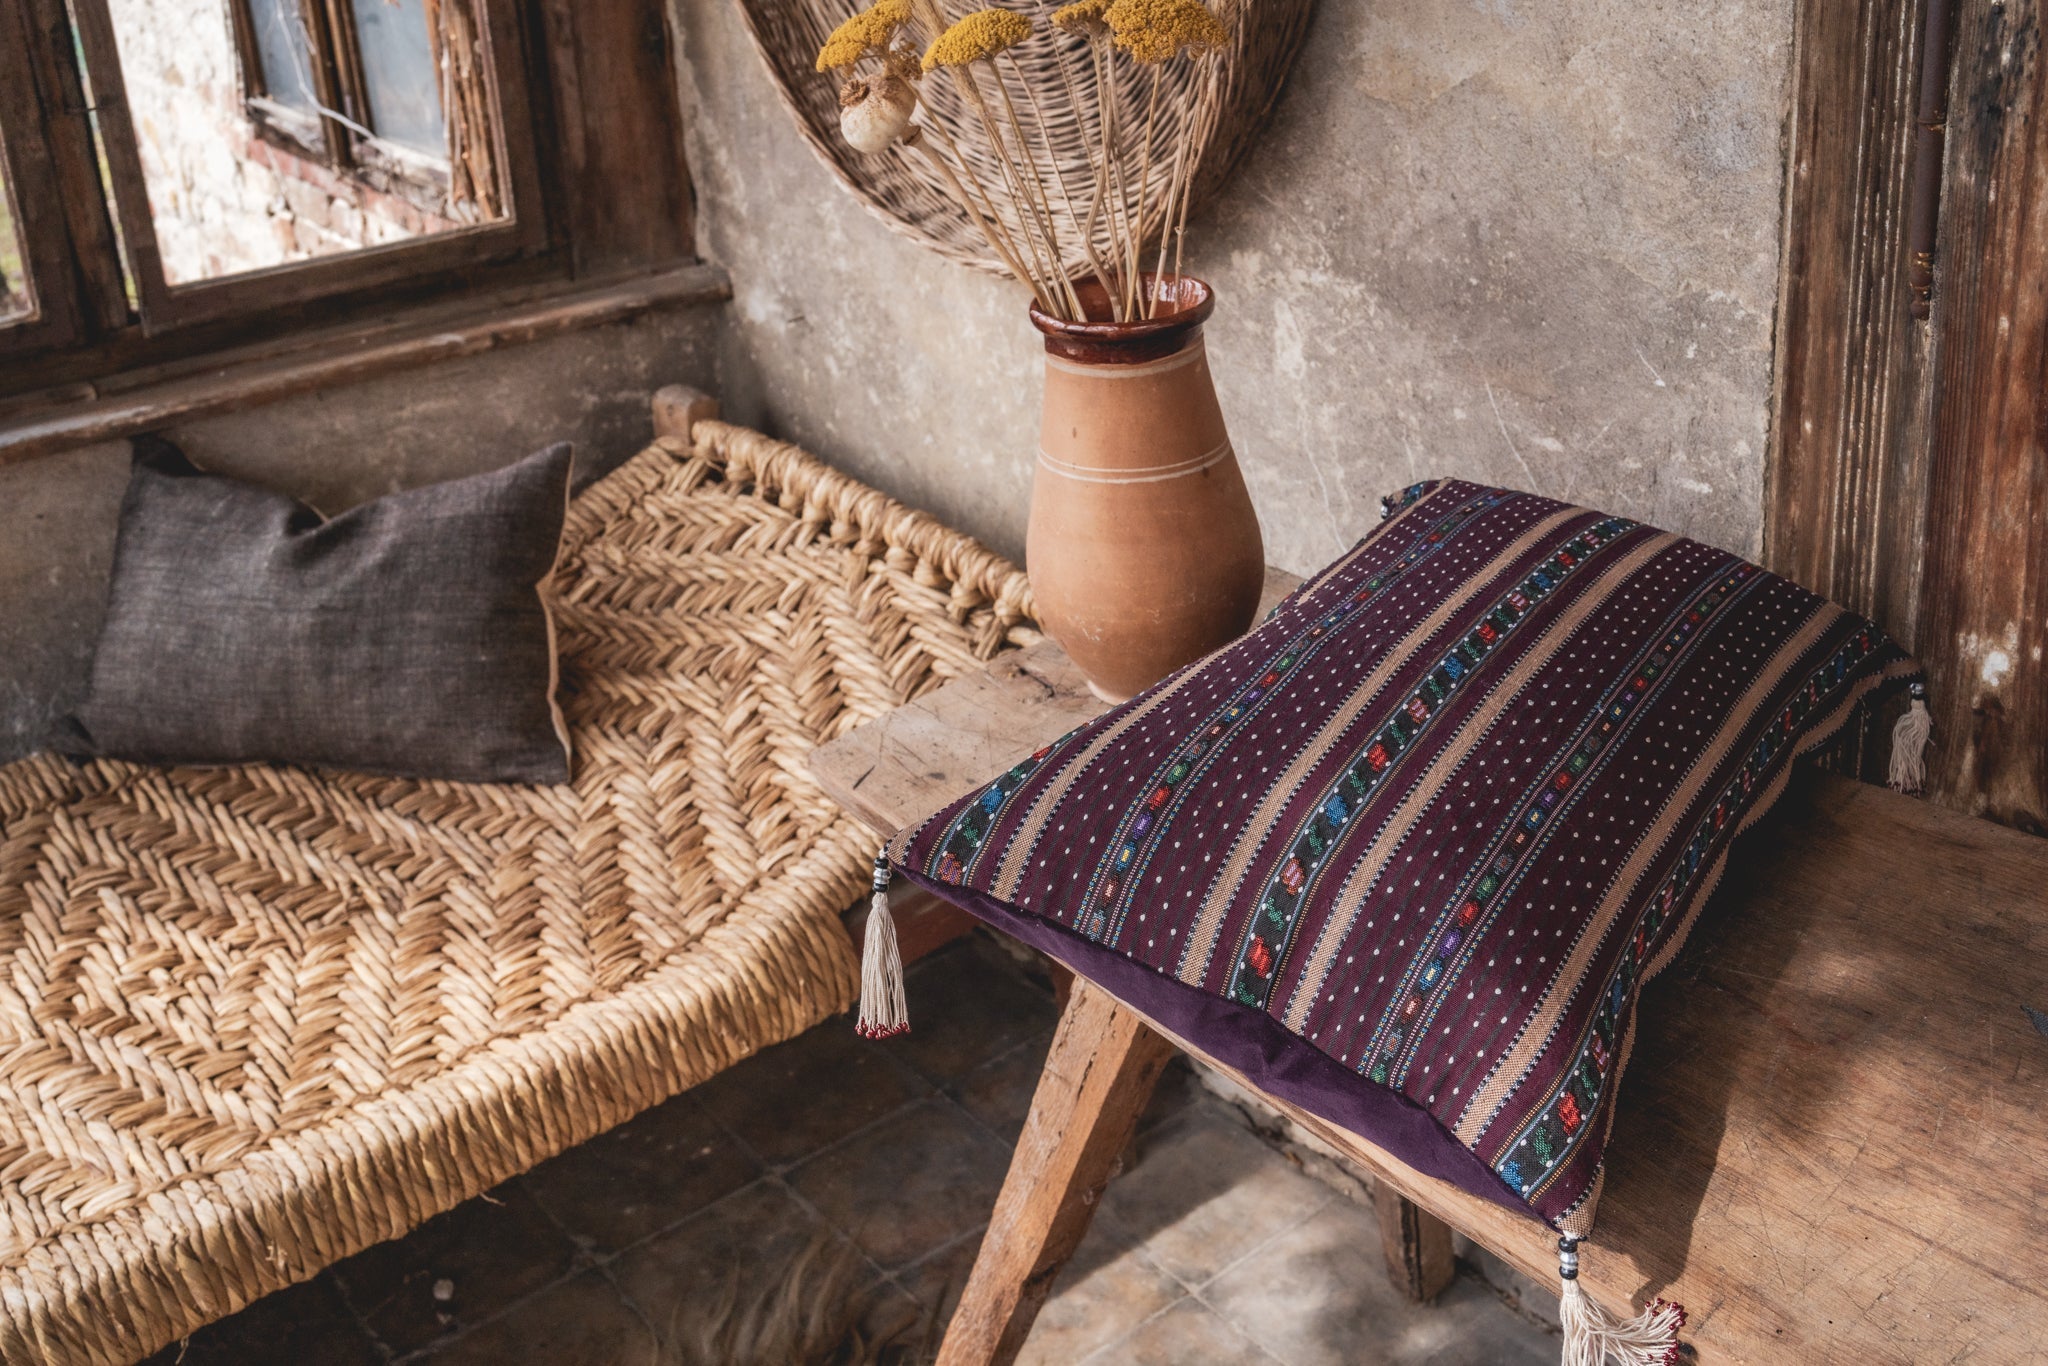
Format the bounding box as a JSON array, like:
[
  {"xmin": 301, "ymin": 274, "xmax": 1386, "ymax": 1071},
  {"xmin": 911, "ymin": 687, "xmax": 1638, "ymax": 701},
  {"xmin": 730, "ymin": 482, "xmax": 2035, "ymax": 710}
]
[
  {"xmin": 350, "ymin": 0, "xmax": 446, "ymax": 157},
  {"xmin": 246, "ymin": 0, "xmax": 318, "ymax": 114},
  {"xmin": 0, "ymin": 132, "xmax": 32, "ymax": 325},
  {"xmin": 102, "ymin": 0, "xmax": 503, "ymax": 286}
]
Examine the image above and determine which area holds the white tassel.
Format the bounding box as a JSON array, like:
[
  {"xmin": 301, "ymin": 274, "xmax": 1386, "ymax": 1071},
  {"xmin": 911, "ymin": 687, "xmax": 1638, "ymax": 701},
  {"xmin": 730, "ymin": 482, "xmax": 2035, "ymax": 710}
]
[
  {"xmin": 1557, "ymin": 1236, "xmax": 1685, "ymax": 1366},
  {"xmin": 1888, "ymin": 682, "xmax": 1932, "ymax": 795},
  {"xmin": 857, "ymin": 851, "xmax": 909, "ymax": 1039}
]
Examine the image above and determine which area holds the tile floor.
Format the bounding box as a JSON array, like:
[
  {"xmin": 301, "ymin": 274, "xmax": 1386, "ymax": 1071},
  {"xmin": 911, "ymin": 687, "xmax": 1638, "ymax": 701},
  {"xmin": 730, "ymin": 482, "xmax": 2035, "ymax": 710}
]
[{"xmin": 143, "ymin": 936, "xmax": 1558, "ymax": 1365}]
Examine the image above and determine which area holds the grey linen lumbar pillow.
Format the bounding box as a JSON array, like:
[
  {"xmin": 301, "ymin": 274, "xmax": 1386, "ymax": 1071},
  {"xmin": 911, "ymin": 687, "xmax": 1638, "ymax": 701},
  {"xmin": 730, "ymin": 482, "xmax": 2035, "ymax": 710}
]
[{"xmin": 63, "ymin": 436, "xmax": 575, "ymax": 784}]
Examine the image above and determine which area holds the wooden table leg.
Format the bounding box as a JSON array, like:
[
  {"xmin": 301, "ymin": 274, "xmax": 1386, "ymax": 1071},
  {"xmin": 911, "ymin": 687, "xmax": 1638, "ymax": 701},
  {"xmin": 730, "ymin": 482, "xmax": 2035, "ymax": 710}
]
[
  {"xmin": 936, "ymin": 978, "xmax": 1177, "ymax": 1366},
  {"xmin": 1373, "ymin": 1183, "xmax": 1457, "ymax": 1301}
]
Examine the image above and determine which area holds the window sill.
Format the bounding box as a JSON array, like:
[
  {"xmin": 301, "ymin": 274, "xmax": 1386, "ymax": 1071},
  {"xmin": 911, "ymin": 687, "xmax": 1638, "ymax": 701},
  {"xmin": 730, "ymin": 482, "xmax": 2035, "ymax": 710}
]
[{"xmin": 0, "ymin": 263, "xmax": 731, "ymax": 467}]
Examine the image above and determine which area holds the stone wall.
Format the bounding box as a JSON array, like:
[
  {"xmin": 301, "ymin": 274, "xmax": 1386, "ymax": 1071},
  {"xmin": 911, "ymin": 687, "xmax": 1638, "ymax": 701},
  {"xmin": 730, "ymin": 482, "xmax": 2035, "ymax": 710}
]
[
  {"xmin": 109, "ymin": 0, "xmax": 450, "ymax": 284},
  {"xmin": 673, "ymin": 0, "xmax": 1794, "ymax": 573}
]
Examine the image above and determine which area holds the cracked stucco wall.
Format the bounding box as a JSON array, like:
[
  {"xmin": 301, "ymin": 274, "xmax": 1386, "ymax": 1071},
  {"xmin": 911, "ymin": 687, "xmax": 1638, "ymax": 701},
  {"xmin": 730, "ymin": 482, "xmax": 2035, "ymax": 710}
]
[{"xmin": 674, "ymin": 0, "xmax": 1792, "ymax": 572}]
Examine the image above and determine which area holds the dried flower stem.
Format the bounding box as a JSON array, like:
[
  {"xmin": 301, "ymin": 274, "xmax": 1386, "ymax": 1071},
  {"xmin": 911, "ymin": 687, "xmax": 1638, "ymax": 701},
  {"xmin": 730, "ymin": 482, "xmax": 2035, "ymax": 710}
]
[
  {"xmin": 953, "ymin": 64, "xmax": 1066, "ymax": 308},
  {"xmin": 1015, "ymin": 34, "xmax": 1117, "ymax": 313},
  {"xmin": 1093, "ymin": 43, "xmax": 1135, "ymax": 317},
  {"xmin": 916, "ymin": 114, "xmax": 1048, "ymax": 305},
  {"xmin": 1148, "ymin": 69, "xmax": 1192, "ymax": 317},
  {"xmin": 1125, "ymin": 65, "xmax": 1165, "ymax": 319},
  {"xmin": 903, "ymin": 136, "xmax": 1050, "ymax": 310},
  {"xmin": 990, "ymin": 62, "xmax": 1084, "ymax": 316},
  {"xmin": 1173, "ymin": 57, "xmax": 1221, "ymax": 286}
]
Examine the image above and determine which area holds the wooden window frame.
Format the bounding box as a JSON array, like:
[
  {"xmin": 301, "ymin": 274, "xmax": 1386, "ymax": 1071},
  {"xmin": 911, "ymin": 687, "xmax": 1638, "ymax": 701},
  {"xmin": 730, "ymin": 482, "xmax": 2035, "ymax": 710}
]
[
  {"xmin": 0, "ymin": 9, "xmax": 77, "ymax": 354},
  {"xmin": 68, "ymin": 0, "xmax": 546, "ymax": 335},
  {"xmin": 226, "ymin": 0, "xmax": 334, "ymax": 162},
  {"xmin": 0, "ymin": 0, "xmax": 694, "ymax": 406},
  {"xmin": 227, "ymin": 0, "xmax": 475, "ymax": 219}
]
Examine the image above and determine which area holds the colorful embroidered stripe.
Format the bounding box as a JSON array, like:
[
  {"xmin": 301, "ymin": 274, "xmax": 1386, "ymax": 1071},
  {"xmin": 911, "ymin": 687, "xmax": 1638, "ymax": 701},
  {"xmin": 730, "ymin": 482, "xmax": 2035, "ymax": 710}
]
[
  {"xmin": 1224, "ymin": 516, "xmax": 1636, "ymax": 1010},
  {"xmin": 923, "ymin": 726, "xmax": 1085, "ymax": 885},
  {"xmin": 1364, "ymin": 560, "xmax": 1761, "ymax": 1083},
  {"xmin": 1074, "ymin": 489, "xmax": 1517, "ymax": 943},
  {"xmin": 1493, "ymin": 624, "xmax": 1886, "ymax": 1201}
]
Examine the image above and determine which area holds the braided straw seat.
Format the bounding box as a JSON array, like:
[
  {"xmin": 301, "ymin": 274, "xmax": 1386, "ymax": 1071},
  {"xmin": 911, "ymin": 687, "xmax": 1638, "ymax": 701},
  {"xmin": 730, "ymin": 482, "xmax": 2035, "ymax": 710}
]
[{"xmin": 0, "ymin": 421, "xmax": 1037, "ymax": 1365}]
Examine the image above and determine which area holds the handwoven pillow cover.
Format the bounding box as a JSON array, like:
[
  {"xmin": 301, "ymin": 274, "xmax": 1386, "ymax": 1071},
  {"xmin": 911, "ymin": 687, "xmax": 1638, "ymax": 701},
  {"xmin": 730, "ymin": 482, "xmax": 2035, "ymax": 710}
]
[
  {"xmin": 64, "ymin": 436, "xmax": 575, "ymax": 784},
  {"xmin": 880, "ymin": 479, "xmax": 1920, "ymax": 1246}
]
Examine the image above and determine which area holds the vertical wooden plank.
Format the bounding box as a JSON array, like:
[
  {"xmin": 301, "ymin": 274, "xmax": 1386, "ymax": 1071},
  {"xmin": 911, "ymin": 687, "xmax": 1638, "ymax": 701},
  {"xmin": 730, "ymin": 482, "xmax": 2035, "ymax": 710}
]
[
  {"xmin": 937, "ymin": 979, "xmax": 1176, "ymax": 1366},
  {"xmin": 1915, "ymin": 0, "xmax": 2048, "ymax": 833},
  {"xmin": 539, "ymin": 0, "xmax": 694, "ymax": 273},
  {"xmin": 1766, "ymin": 0, "xmax": 1937, "ymax": 777},
  {"xmin": 14, "ymin": 0, "xmax": 131, "ymax": 338},
  {"xmin": 65, "ymin": 0, "xmax": 181, "ymax": 333}
]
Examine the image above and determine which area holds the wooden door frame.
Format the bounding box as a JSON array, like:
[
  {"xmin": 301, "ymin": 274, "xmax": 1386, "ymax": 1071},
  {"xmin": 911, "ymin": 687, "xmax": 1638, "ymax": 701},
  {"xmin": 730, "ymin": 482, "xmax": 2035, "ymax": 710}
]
[{"xmin": 1767, "ymin": 0, "xmax": 2046, "ymax": 833}]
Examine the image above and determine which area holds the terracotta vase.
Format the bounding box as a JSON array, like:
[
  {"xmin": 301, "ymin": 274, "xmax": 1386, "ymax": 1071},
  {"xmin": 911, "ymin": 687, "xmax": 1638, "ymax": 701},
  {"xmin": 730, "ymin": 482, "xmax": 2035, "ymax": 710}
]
[{"xmin": 1026, "ymin": 275, "xmax": 1265, "ymax": 702}]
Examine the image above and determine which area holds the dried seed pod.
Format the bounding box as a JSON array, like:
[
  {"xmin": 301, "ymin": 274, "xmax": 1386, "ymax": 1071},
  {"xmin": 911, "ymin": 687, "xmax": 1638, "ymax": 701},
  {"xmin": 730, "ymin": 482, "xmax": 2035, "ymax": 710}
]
[{"xmin": 838, "ymin": 74, "xmax": 919, "ymax": 153}]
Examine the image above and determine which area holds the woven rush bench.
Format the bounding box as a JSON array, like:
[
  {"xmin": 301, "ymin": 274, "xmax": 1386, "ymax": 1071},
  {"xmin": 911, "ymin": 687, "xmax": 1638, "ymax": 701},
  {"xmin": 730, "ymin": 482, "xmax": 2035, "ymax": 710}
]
[{"xmin": 0, "ymin": 403, "xmax": 1036, "ymax": 1365}]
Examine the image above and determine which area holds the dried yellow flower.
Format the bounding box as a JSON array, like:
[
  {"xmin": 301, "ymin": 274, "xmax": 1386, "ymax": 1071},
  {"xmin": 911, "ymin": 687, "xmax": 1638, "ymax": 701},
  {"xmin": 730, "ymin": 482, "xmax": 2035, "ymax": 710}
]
[
  {"xmin": 815, "ymin": 0, "xmax": 914, "ymax": 72},
  {"xmin": 921, "ymin": 8, "xmax": 1033, "ymax": 70},
  {"xmin": 1051, "ymin": 0, "xmax": 1113, "ymax": 38},
  {"xmin": 1105, "ymin": 0, "xmax": 1227, "ymax": 63}
]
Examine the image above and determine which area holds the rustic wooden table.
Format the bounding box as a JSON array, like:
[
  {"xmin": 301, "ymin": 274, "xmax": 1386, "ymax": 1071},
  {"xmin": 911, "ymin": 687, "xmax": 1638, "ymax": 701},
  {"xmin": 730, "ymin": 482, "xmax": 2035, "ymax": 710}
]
[{"xmin": 811, "ymin": 574, "xmax": 2048, "ymax": 1365}]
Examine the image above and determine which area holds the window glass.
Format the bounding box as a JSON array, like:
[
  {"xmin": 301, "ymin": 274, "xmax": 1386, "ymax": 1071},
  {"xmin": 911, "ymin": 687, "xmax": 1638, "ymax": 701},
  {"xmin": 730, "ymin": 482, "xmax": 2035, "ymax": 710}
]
[
  {"xmin": 246, "ymin": 0, "xmax": 317, "ymax": 114},
  {"xmin": 102, "ymin": 0, "xmax": 499, "ymax": 286},
  {"xmin": 350, "ymin": 0, "xmax": 446, "ymax": 156},
  {"xmin": 0, "ymin": 133, "xmax": 32, "ymax": 324}
]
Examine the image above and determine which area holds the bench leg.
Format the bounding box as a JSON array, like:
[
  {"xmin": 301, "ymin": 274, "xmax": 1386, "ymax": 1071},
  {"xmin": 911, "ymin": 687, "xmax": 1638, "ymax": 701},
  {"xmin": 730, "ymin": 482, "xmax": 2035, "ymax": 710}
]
[
  {"xmin": 936, "ymin": 977, "xmax": 1177, "ymax": 1366},
  {"xmin": 1375, "ymin": 1185, "xmax": 1457, "ymax": 1301}
]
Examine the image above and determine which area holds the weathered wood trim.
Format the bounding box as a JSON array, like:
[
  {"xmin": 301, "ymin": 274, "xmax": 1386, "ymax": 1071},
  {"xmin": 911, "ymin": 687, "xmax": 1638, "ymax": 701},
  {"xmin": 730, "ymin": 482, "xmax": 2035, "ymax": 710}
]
[
  {"xmin": 936, "ymin": 978, "xmax": 1177, "ymax": 1366},
  {"xmin": 0, "ymin": 263, "xmax": 730, "ymax": 466},
  {"xmin": 1915, "ymin": 0, "xmax": 2048, "ymax": 833},
  {"xmin": 1766, "ymin": 0, "xmax": 1935, "ymax": 656}
]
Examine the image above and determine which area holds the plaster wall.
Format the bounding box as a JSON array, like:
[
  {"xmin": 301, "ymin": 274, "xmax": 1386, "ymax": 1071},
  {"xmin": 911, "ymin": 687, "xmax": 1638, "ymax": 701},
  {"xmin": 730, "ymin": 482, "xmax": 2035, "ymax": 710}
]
[
  {"xmin": 675, "ymin": 0, "xmax": 1793, "ymax": 575},
  {"xmin": 0, "ymin": 307, "xmax": 718, "ymax": 760}
]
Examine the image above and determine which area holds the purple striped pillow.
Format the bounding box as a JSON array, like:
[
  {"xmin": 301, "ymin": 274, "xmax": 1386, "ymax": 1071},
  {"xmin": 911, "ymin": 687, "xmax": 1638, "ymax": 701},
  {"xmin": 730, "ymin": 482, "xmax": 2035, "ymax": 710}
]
[{"xmin": 884, "ymin": 478, "xmax": 1917, "ymax": 1244}]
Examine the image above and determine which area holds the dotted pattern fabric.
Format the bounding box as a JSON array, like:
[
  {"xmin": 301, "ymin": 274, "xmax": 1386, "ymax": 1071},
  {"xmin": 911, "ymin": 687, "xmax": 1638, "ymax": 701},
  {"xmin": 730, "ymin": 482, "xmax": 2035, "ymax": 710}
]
[{"xmin": 892, "ymin": 478, "xmax": 1918, "ymax": 1233}]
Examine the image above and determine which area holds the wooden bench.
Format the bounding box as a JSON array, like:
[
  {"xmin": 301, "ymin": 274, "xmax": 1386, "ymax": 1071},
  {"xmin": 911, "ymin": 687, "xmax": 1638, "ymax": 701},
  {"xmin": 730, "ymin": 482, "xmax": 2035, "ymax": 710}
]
[{"xmin": 811, "ymin": 570, "xmax": 2048, "ymax": 1365}]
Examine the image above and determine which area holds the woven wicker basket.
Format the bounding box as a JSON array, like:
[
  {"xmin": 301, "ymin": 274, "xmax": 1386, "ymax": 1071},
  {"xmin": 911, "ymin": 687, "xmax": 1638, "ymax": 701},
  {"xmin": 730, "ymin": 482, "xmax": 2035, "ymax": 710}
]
[{"xmin": 734, "ymin": 0, "xmax": 1316, "ymax": 276}]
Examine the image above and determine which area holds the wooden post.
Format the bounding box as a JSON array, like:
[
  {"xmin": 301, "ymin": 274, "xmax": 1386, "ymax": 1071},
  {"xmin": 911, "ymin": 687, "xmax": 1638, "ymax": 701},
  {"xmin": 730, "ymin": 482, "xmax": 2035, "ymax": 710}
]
[
  {"xmin": 651, "ymin": 384, "xmax": 719, "ymax": 444},
  {"xmin": 937, "ymin": 978, "xmax": 1176, "ymax": 1366},
  {"xmin": 1374, "ymin": 1183, "xmax": 1457, "ymax": 1302}
]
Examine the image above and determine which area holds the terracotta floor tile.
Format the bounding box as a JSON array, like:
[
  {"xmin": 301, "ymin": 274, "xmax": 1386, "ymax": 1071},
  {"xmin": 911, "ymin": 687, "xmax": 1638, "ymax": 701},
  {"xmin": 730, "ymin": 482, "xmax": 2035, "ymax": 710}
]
[
  {"xmin": 1082, "ymin": 1296, "xmax": 1282, "ymax": 1366},
  {"xmin": 788, "ymin": 1097, "xmax": 1011, "ymax": 1270},
  {"xmin": 1013, "ymin": 1229, "xmax": 1187, "ymax": 1366},
  {"xmin": 949, "ymin": 1029, "xmax": 1053, "ymax": 1141},
  {"xmin": 329, "ymin": 1178, "xmax": 579, "ymax": 1356},
  {"xmin": 693, "ymin": 1008, "xmax": 933, "ymax": 1167},
  {"xmin": 1095, "ymin": 1109, "xmax": 1334, "ymax": 1288},
  {"xmin": 410, "ymin": 1269, "xmax": 655, "ymax": 1365},
  {"xmin": 890, "ymin": 938, "xmax": 1060, "ymax": 1086},
  {"xmin": 137, "ymin": 1275, "xmax": 379, "ymax": 1366},
  {"xmin": 1200, "ymin": 1199, "xmax": 1559, "ymax": 1366},
  {"xmin": 891, "ymin": 1229, "xmax": 983, "ymax": 1329},
  {"xmin": 523, "ymin": 1091, "xmax": 761, "ymax": 1252}
]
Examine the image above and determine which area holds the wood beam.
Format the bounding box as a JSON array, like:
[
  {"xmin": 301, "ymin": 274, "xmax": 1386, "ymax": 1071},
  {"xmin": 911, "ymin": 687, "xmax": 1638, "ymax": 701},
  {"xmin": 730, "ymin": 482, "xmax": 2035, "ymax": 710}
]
[{"xmin": 936, "ymin": 978, "xmax": 1176, "ymax": 1366}]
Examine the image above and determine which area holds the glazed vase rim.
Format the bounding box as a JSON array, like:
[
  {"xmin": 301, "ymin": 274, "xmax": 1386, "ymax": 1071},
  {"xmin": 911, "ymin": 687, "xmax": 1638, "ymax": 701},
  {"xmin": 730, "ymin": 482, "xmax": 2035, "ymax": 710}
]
[{"xmin": 1030, "ymin": 274, "xmax": 1216, "ymax": 365}]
